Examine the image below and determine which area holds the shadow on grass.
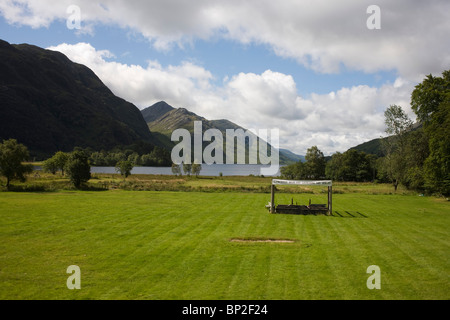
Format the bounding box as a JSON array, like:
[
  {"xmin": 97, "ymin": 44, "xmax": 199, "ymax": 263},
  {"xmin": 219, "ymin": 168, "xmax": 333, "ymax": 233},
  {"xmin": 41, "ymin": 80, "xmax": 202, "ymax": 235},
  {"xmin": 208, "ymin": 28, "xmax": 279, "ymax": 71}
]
[
  {"xmin": 332, "ymin": 211, "xmax": 368, "ymax": 218},
  {"xmin": 3, "ymin": 184, "xmax": 53, "ymax": 192},
  {"xmin": 2, "ymin": 183, "xmax": 108, "ymax": 193},
  {"xmin": 77, "ymin": 184, "xmax": 109, "ymax": 191}
]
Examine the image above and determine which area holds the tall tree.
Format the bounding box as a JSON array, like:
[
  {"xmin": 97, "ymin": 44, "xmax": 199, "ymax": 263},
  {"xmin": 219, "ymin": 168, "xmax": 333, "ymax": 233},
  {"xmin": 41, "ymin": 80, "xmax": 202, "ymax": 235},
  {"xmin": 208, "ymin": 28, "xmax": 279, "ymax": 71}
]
[
  {"xmin": 403, "ymin": 129, "xmax": 429, "ymax": 191},
  {"xmin": 281, "ymin": 160, "xmax": 306, "ymax": 180},
  {"xmin": 115, "ymin": 160, "xmax": 134, "ymax": 179},
  {"xmin": 42, "ymin": 157, "xmax": 58, "ymax": 175},
  {"xmin": 325, "ymin": 152, "xmax": 344, "ymax": 181},
  {"xmin": 191, "ymin": 163, "xmax": 202, "ymax": 177},
  {"xmin": 43, "ymin": 151, "xmax": 69, "ymax": 175},
  {"xmin": 326, "ymin": 150, "xmax": 375, "ymax": 182},
  {"xmin": 304, "ymin": 146, "xmax": 326, "ymax": 179},
  {"xmin": 182, "ymin": 162, "xmax": 192, "ymax": 176},
  {"xmin": 65, "ymin": 150, "xmax": 91, "ymax": 189},
  {"xmin": 411, "ymin": 71, "xmax": 450, "ymax": 123},
  {"xmin": 411, "ymin": 70, "xmax": 450, "ymax": 195},
  {"xmin": 0, "ymin": 139, "xmax": 33, "ymax": 190},
  {"xmin": 382, "ymin": 105, "xmax": 413, "ymax": 191},
  {"xmin": 171, "ymin": 163, "xmax": 181, "ymax": 176}
]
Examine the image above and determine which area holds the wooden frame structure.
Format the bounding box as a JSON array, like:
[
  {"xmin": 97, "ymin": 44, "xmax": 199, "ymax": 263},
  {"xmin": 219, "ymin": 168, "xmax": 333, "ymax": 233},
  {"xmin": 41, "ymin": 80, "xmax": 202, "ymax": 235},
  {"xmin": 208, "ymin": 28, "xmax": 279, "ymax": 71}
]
[{"xmin": 267, "ymin": 179, "xmax": 332, "ymax": 215}]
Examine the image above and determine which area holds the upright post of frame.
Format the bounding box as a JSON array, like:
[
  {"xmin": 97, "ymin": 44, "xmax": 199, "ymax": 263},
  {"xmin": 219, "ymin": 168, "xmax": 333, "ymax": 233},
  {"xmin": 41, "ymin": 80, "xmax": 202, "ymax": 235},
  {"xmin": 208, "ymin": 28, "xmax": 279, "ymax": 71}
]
[
  {"xmin": 270, "ymin": 184, "xmax": 275, "ymax": 213},
  {"xmin": 328, "ymin": 186, "xmax": 332, "ymax": 215}
]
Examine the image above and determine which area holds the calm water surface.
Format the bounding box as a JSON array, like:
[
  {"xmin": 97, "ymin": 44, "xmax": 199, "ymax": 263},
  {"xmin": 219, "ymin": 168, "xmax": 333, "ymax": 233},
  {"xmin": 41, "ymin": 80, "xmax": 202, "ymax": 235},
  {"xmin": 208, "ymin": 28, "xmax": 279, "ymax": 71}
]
[{"xmin": 90, "ymin": 164, "xmax": 282, "ymax": 176}]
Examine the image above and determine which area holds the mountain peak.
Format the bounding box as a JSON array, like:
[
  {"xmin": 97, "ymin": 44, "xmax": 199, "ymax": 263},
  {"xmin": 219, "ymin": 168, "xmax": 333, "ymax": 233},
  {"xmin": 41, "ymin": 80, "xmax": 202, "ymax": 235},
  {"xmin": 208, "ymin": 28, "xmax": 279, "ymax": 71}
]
[{"xmin": 141, "ymin": 101, "xmax": 175, "ymax": 123}]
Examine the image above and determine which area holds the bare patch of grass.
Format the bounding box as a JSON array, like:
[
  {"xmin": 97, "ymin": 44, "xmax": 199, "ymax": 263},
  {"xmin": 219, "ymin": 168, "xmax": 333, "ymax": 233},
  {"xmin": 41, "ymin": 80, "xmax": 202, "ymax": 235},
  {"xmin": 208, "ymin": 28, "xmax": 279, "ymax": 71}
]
[{"xmin": 229, "ymin": 237, "xmax": 298, "ymax": 243}]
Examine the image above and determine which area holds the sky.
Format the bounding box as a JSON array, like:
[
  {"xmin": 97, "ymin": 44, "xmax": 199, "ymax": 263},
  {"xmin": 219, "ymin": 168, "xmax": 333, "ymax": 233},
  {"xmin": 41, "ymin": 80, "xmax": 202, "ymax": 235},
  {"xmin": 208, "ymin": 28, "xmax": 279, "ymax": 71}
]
[{"xmin": 1, "ymin": 0, "xmax": 449, "ymax": 156}]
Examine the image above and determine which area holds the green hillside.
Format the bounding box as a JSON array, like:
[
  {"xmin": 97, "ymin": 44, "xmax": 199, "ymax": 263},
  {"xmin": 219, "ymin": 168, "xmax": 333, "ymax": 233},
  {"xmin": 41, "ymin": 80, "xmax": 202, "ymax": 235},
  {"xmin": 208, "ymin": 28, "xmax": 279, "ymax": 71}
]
[
  {"xmin": 0, "ymin": 39, "xmax": 155, "ymax": 159},
  {"xmin": 349, "ymin": 123, "xmax": 423, "ymax": 157},
  {"xmin": 350, "ymin": 137, "xmax": 384, "ymax": 157}
]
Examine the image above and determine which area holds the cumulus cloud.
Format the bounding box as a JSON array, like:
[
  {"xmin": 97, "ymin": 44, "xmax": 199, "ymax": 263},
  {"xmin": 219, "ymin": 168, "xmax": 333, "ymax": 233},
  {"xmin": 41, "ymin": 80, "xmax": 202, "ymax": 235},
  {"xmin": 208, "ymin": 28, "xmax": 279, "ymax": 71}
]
[
  {"xmin": 2, "ymin": 0, "xmax": 449, "ymax": 80},
  {"xmin": 47, "ymin": 42, "xmax": 214, "ymax": 108},
  {"xmin": 48, "ymin": 42, "xmax": 415, "ymax": 155}
]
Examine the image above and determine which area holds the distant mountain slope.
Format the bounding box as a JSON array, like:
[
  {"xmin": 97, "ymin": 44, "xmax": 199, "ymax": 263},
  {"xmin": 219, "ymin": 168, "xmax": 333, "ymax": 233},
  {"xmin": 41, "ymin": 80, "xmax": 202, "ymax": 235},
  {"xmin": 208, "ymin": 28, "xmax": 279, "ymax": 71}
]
[
  {"xmin": 279, "ymin": 148, "xmax": 305, "ymax": 163},
  {"xmin": 145, "ymin": 106, "xmax": 242, "ymax": 135},
  {"xmin": 0, "ymin": 39, "xmax": 154, "ymax": 159},
  {"xmin": 349, "ymin": 123, "xmax": 423, "ymax": 157},
  {"xmin": 141, "ymin": 101, "xmax": 301, "ymax": 164},
  {"xmin": 349, "ymin": 137, "xmax": 384, "ymax": 157}
]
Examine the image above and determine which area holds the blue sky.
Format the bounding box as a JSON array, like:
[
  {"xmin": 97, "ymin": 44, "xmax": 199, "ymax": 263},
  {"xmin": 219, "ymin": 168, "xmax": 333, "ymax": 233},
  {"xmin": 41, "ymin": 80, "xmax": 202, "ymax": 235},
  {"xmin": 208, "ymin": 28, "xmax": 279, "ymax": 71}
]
[{"xmin": 0, "ymin": 0, "xmax": 448, "ymax": 155}]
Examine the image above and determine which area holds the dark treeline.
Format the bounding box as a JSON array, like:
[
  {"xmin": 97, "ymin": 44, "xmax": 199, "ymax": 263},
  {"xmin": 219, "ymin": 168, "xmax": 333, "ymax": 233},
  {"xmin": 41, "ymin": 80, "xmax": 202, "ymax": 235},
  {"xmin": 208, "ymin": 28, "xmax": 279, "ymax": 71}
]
[
  {"xmin": 281, "ymin": 146, "xmax": 377, "ymax": 183},
  {"xmin": 326, "ymin": 149, "xmax": 377, "ymax": 182},
  {"xmin": 281, "ymin": 70, "xmax": 449, "ymax": 196},
  {"xmin": 87, "ymin": 146, "xmax": 171, "ymax": 167},
  {"xmin": 42, "ymin": 144, "xmax": 172, "ymax": 170}
]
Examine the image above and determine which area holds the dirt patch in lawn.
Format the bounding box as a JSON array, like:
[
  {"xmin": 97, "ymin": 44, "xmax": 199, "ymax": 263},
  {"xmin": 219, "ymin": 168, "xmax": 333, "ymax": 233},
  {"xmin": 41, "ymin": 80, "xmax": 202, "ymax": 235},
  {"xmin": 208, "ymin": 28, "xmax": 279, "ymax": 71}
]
[{"xmin": 229, "ymin": 237, "xmax": 297, "ymax": 243}]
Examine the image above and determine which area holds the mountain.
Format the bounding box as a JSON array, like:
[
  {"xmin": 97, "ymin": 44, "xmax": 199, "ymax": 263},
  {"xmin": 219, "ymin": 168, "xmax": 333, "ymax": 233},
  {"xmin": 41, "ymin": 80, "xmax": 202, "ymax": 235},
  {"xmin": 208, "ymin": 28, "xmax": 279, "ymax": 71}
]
[
  {"xmin": 143, "ymin": 104, "xmax": 241, "ymax": 135},
  {"xmin": 0, "ymin": 39, "xmax": 155, "ymax": 159},
  {"xmin": 349, "ymin": 123, "xmax": 423, "ymax": 157},
  {"xmin": 279, "ymin": 148, "xmax": 305, "ymax": 163},
  {"xmin": 141, "ymin": 101, "xmax": 302, "ymax": 164},
  {"xmin": 141, "ymin": 101, "xmax": 174, "ymax": 123},
  {"xmin": 349, "ymin": 137, "xmax": 384, "ymax": 157}
]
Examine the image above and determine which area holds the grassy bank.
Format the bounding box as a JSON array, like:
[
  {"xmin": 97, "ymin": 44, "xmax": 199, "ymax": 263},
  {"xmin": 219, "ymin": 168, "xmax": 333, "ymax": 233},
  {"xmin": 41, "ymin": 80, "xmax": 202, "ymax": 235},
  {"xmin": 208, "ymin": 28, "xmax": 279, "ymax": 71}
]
[
  {"xmin": 0, "ymin": 188, "xmax": 448, "ymax": 299},
  {"xmin": 1, "ymin": 171, "xmax": 418, "ymax": 195}
]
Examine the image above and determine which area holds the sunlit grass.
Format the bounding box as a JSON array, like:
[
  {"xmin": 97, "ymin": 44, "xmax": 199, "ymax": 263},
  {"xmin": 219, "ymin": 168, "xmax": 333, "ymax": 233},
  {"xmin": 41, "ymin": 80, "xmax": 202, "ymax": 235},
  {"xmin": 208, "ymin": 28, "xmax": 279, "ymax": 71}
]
[{"xmin": 0, "ymin": 189, "xmax": 448, "ymax": 299}]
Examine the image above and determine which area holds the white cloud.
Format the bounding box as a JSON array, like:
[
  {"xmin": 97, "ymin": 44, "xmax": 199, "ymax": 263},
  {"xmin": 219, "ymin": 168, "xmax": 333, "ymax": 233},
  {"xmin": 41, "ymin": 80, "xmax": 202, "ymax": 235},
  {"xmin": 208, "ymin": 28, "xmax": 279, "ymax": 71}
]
[
  {"xmin": 2, "ymin": 0, "xmax": 449, "ymax": 81},
  {"xmin": 47, "ymin": 42, "xmax": 213, "ymax": 108},
  {"xmin": 47, "ymin": 42, "xmax": 415, "ymax": 155},
  {"xmin": 223, "ymin": 70, "xmax": 300, "ymax": 121}
]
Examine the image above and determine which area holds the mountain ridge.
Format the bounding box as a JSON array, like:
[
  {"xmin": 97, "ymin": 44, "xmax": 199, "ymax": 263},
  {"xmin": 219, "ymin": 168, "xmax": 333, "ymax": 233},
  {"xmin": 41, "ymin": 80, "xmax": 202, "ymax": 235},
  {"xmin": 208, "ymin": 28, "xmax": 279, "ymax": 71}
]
[{"xmin": 141, "ymin": 101, "xmax": 304, "ymax": 165}]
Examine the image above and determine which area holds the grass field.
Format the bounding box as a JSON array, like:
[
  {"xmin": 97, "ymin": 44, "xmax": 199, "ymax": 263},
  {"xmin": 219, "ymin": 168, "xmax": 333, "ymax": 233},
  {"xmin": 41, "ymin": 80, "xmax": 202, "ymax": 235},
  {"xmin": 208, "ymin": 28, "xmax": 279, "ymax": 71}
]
[{"xmin": 0, "ymin": 178, "xmax": 449, "ymax": 299}]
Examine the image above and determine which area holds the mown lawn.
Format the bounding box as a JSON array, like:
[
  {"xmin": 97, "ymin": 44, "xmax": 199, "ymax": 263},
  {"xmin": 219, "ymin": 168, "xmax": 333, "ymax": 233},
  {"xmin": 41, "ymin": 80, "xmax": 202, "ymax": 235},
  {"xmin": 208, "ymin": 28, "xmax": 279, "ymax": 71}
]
[{"xmin": 0, "ymin": 190, "xmax": 448, "ymax": 299}]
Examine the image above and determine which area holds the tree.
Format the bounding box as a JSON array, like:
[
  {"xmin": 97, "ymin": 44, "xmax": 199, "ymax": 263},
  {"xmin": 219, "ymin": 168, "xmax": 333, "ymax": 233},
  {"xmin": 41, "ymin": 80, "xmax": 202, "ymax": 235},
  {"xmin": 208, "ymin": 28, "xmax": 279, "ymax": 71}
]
[
  {"xmin": 326, "ymin": 150, "xmax": 376, "ymax": 182},
  {"xmin": 304, "ymin": 146, "xmax": 326, "ymax": 179},
  {"xmin": 89, "ymin": 151, "xmax": 107, "ymax": 166},
  {"xmin": 325, "ymin": 152, "xmax": 343, "ymax": 181},
  {"xmin": 115, "ymin": 160, "xmax": 134, "ymax": 179},
  {"xmin": 281, "ymin": 160, "xmax": 306, "ymax": 180},
  {"xmin": 182, "ymin": 162, "xmax": 192, "ymax": 176},
  {"xmin": 150, "ymin": 146, "xmax": 172, "ymax": 166},
  {"xmin": 280, "ymin": 146, "xmax": 326, "ymax": 180},
  {"xmin": 43, "ymin": 151, "xmax": 69, "ymax": 175},
  {"xmin": 422, "ymin": 101, "xmax": 450, "ymax": 195},
  {"xmin": 384, "ymin": 104, "xmax": 413, "ymax": 137},
  {"xmin": 54, "ymin": 151, "xmax": 69, "ymax": 175},
  {"xmin": 381, "ymin": 105, "xmax": 414, "ymax": 191},
  {"xmin": 411, "ymin": 70, "xmax": 450, "ymax": 124},
  {"xmin": 403, "ymin": 129, "xmax": 429, "ymax": 191},
  {"xmin": 411, "ymin": 70, "xmax": 450, "ymax": 195},
  {"xmin": 0, "ymin": 139, "xmax": 33, "ymax": 190},
  {"xmin": 343, "ymin": 149, "xmax": 373, "ymax": 182},
  {"xmin": 65, "ymin": 150, "xmax": 91, "ymax": 189},
  {"xmin": 42, "ymin": 157, "xmax": 58, "ymax": 175},
  {"xmin": 192, "ymin": 163, "xmax": 202, "ymax": 177},
  {"xmin": 171, "ymin": 163, "xmax": 181, "ymax": 176},
  {"xmin": 280, "ymin": 163, "xmax": 297, "ymax": 179},
  {"xmin": 127, "ymin": 152, "xmax": 140, "ymax": 165}
]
